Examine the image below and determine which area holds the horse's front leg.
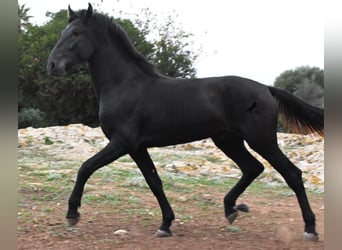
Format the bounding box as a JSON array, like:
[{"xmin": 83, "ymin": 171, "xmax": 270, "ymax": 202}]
[
  {"xmin": 130, "ymin": 148, "xmax": 175, "ymax": 237},
  {"xmin": 67, "ymin": 140, "xmax": 127, "ymax": 226}
]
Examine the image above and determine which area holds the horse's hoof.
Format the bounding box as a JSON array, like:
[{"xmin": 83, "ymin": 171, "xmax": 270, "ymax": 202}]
[
  {"xmin": 235, "ymin": 203, "xmax": 249, "ymax": 213},
  {"xmin": 67, "ymin": 217, "xmax": 80, "ymax": 227},
  {"xmin": 227, "ymin": 211, "xmax": 238, "ymax": 224},
  {"xmin": 304, "ymin": 232, "xmax": 319, "ymax": 241},
  {"xmin": 154, "ymin": 229, "xmax": 172, "ymax": 237}
]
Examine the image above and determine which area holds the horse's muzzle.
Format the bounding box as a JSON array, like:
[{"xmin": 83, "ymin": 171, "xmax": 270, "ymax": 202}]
[{"xmin": 47, "ymin": 60, "xmax": 66, "ymax": 77}]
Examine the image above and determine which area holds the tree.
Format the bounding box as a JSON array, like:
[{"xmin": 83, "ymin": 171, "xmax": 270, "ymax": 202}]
[
  {"xmin": 18, "ymin": 4, "xmax": 32, "ymax": 33},
  {"xmin": 293, "ymin": 80, "xmax": 324, "ymax": 108},
  {"xmin": 132, "ymin": 9, "xmax": 198, "ymax": 78},
  {"xmin": 273, "ymin": 66, "xmax": 324, "ymax": 133},
  {"xmin": 152, "ymin": 29, "xmax": 197, "ymax": 78},
  {"xmin": 274, "ymin": 66, "xmax": 324, "ymax": 92}
]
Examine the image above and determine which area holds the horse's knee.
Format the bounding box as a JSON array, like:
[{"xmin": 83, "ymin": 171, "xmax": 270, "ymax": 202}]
[
  {"xmin": 77, "ymin": 160, "xmax": 95, "ymax": 182},
  {"xmin": 242, "ymin": 164, "xmax": 264, "ymax": 181},
  {"xmin": 277, "ymin": 165, "xmax": 303, "ymax": 190},
  {"xmin": 253, "ymin": 164, "xmax": 264, "ymax": 176}
]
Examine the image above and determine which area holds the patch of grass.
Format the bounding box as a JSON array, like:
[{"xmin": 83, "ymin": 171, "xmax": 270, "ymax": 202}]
[
  {"xmin": 182, "ymin": 193, "xmax": 218, "ymax": 209},
  {"xmin": 241, "ymin": 180, "xmax": 285, "ymax": 198},
  {"xmin": 92, "ymin": 166, "xmax": 141, "ymax": 185},
  {"xmin": 127, "ymin": 196, "xmax": 142, "ymax": 205},
  {"xmin": 162, "ymin": 180, "xmax": 192, "ymax": 194},
  {"xmin": 18, "ymin": 210, "xmax": 33, "ymax": 223},
  {"xmin": 42, "ymin": 207, "xmax": 56, "ymax": 213},
  {"xmin": 204, "ymin": 155, "xmax": 223, "ymax": 164},
  {"xmin": 46, "ymin": 172, "xmax": 64, "ymax": 181},
  {"xmin": 278, "ymin": 191, "xmax": 295, "ymax": 197},
  {"xmin": 150, "ymin": 152, "xmax": 189, "ymax": 163},
  {"xmin": 28, "ymin": 172, "xmax": 49, "ymax": 178},
  {"xmin": 83, "ymin": 138, "xmax": 96, "ymax": 144},
  {"xmin": 121, "ymin": 176, "xmax": 148, "ymax": 189},
  {"xmin": 117, "ymin": 155, "xmax": 134, "ymax": 163},
  {"xmin": 44, "ymin": 136, "xmax": 54, "ymax": 145},
  {"xmin": 18, "ymin": 164, "xmax": 32, "ymax": 171},
  {"xmin": 174, "ymin": 175, "xmax": 235, "ymax": 188},
  {"xmin": 221, "ymin": 225, "xmax": 241, "ymax": 233},
  {"xmin": 178, "ymin": 213, "xmax": 193, "ymax": 222},
  {"xmin": 124, "ymin": 207, "xmax": 160, "ymax": 218},
  {"xmin": 30, "ymin": 193, "xmax": 56, "ymax": 202},
  {"xmin": 28, "ymin": 182, "xmax": 70, "ymax": 201},
  {"xmin": 96, "ymin": 238, "xmax": 115, "ymax": 244},
  {"xmin": 83, "ymin": 193, "xmax": 122, "ymax": 204}
]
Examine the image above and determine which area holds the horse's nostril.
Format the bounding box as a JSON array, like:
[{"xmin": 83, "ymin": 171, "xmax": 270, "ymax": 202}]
[{"xmin": 47, "ymin": 61, "xmax": 56, "ymax": 74}]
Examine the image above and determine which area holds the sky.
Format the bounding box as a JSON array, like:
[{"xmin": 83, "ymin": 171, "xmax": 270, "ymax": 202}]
[{"xmin": 19, "ymin": 0, "xmax": 324, "ymax": 85}]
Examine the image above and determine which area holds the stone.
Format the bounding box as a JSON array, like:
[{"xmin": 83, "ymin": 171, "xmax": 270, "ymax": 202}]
[{"xmin": 114, "ymin": 229, "xmax": 128, "ymax": 236}]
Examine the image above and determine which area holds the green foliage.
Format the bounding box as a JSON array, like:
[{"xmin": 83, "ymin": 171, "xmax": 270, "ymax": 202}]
[
  {"xmin": 44, "ymin": 137, "xmax": 54, "ymax": 145},
  {"xmin": 18, "ymin": 4, "xmax": 32, "ymax": 33},
  {"xmin": 273, "ymin": 66, "xmax": 324, "ymax": 132},
  {"xmin": 153, "ymin": 37, "xmax": 196, "ymax": 78},
  {"xmin": 152, "ymin": 18, "xmax": 197, "ymax": 78},
  {"xmin": 132, "ymin": 9, "xmax": 198, "ymax": 78},
  {"xmin": 18, "ymin": 9, "xmax": 198, "ymax": 128},
  {"xmin": 274, "ymin": 66, "xmax": 324, "ymax": 107},
  {"xmin": 293, "ymin": 80, "xmax": 324, "ymax": 108},
  {"xmin": 18, "ymin": 108, "xmax": 46, "ymax": 128}
]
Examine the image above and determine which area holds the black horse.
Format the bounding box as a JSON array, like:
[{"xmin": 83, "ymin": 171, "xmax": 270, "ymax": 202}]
[{"xmin": 47, "ymin": 4, "xmax": 323, "ymax": 240}]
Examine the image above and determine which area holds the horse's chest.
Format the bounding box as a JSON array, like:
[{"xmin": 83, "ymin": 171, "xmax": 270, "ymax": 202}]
[{"xmin": 98, "ymin": 99, "xmax": 140, "ymax": 138}]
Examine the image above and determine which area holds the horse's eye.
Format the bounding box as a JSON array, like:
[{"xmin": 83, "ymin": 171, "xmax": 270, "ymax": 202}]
[{"xmin": 72, "ymin": 29, "xmax": 82, "ymax": 36}]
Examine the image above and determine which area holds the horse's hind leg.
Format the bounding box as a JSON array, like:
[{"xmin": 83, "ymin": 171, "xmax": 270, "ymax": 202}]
[
  {"xmin": 213, "ymin": 135, "xmax": 264, "ymax": 224},
  {"xmin": 247, "ymin": 137, "xmax": 319, "ymax": 241},
  {"xmin": 130, "ymin": 148, "xmax": 175, "ymax": 237}
]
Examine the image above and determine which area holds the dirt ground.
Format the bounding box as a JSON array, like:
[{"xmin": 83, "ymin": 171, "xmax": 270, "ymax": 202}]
[
  {"xmin": 18, "ymin": 125, "xmax": 324, "ymax": 249},
  {"xmin": 18, "ymin": 187, "xmax": 324, "ymax": 250}
]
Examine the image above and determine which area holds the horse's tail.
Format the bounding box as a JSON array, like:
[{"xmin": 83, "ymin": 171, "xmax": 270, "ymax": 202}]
[{"xmin": 268, "ymin": 86, "xmax": 324, "ymax": 136}]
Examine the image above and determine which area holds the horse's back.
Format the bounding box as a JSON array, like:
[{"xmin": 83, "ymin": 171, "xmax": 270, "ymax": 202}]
[
  {"xmin": 137, "ymin": 75, "xmax": 277, "ymax": 146},
  {"xmin": 171, "ymin": 75, "xmax": 277, "ymax": 122}
]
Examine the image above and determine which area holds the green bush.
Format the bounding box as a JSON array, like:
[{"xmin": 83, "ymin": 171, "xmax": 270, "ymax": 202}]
[{"xmin": 18, "ymin": 108, "xmax": 46, "ymax": 128}]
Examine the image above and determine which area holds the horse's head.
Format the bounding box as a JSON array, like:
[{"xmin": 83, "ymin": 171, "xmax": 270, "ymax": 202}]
[{"xmin": 47, "ymin": 3, "xmax": 95, "ymax": 76}]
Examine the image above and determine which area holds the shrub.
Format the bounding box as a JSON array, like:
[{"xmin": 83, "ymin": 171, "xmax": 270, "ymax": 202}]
[{"xmin": 18, "ymin": 108, "xmax": 46, "ymax": 128}]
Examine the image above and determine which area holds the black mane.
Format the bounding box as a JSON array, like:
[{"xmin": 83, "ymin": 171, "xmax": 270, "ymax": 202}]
[{"xmin": 75, "ymin": 10, "xmax": 165, "ymax": 78}]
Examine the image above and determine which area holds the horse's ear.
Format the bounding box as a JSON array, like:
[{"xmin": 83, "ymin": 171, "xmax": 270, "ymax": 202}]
[
  {"xmin": 67, "ymin": 5, "xmax": 76, "ymax": 21},
  {"xmin": 85, "ymin": 3, "xmax": 93, "ymax": 21}
]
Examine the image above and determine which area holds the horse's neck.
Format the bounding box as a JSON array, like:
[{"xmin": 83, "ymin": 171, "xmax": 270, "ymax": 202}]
[{"xmin": 89, "ymin": 44, "xmax": 143, "ymax": 96}]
